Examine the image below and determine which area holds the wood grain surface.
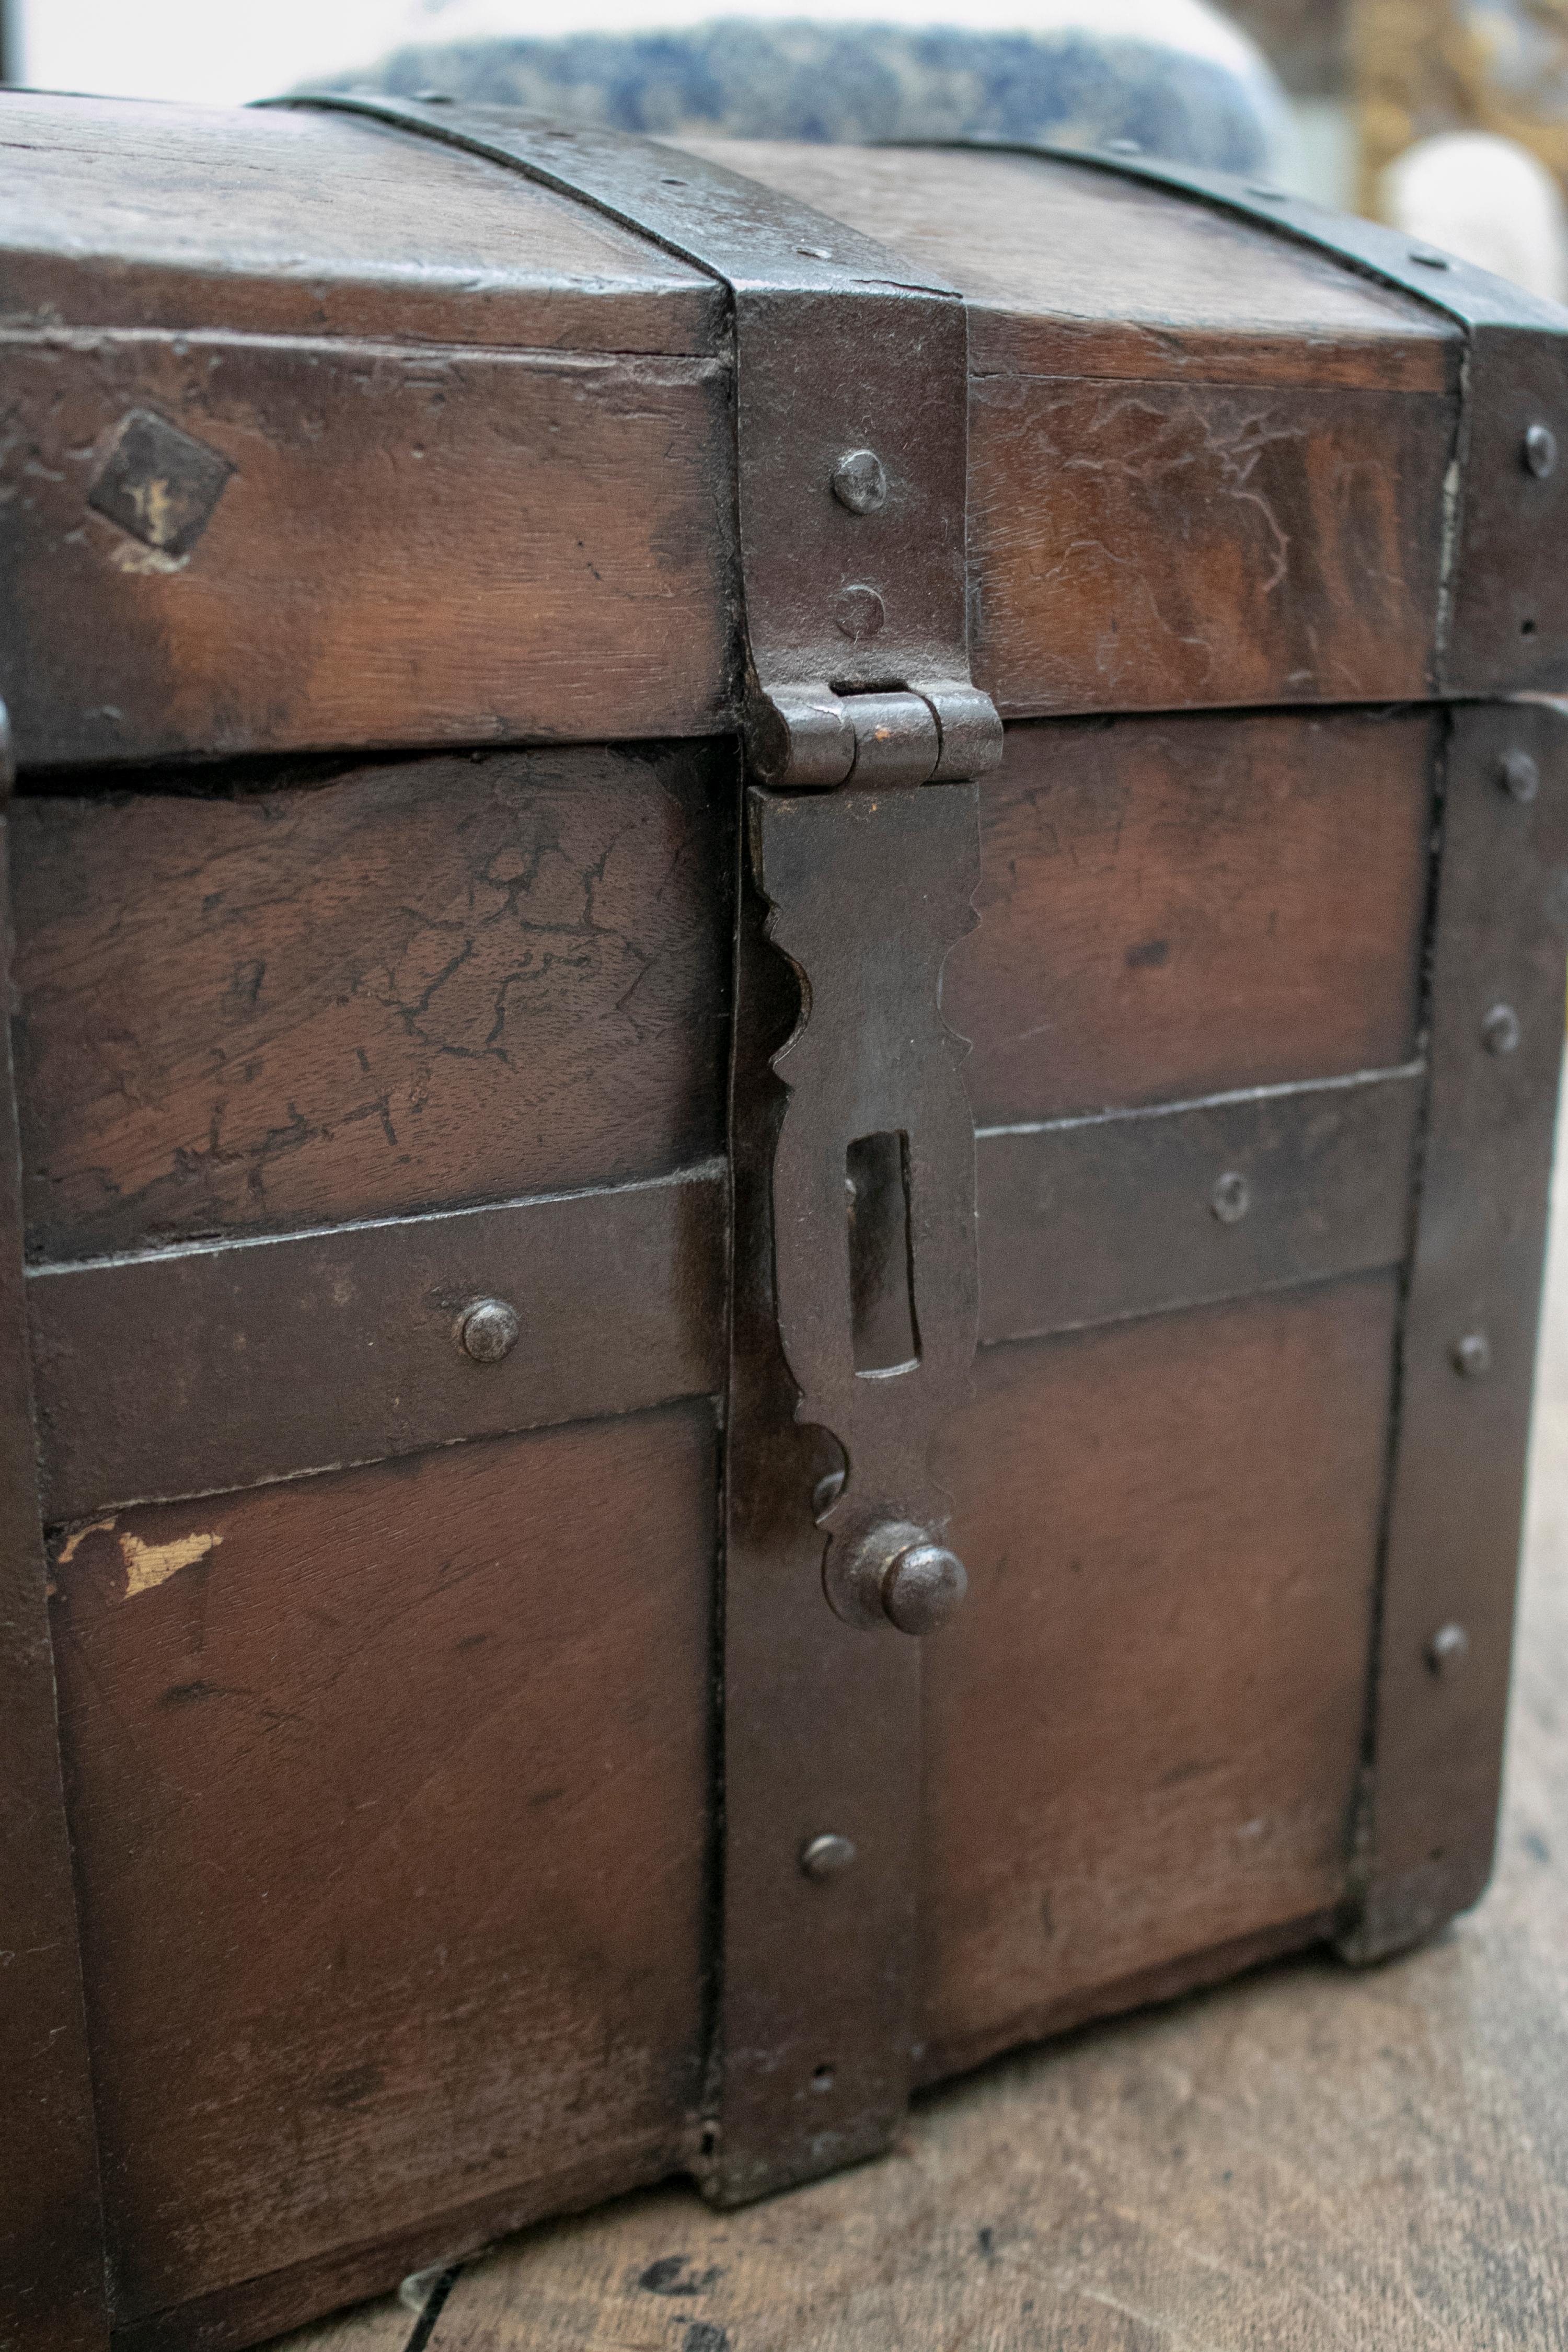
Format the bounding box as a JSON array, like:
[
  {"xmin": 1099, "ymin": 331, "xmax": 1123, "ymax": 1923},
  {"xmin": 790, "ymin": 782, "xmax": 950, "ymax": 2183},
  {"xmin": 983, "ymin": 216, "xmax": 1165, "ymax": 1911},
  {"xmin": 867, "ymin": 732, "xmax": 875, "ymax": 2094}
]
[
  {"xmin": 0, "ymin": 331, "xmax": 732, "ymax": 770},
  {"xmin": 268, "ymin": 1184, "xmax": 1568, "ymax": 2350},
  {"xmin": 0, "ymin": 94, "xmax": 723, "ymax": 351},
  {"xmin": 948, "ymin": 708, "xmax": 1434, "ymax": 1124},
  {"xmin": 13, "ymin": 744, "xmax": 733, "ymax": 1258},
  {"xmin": 682, "ymin": 142, "xmax": 1454, "ymax": 391},
  {"xmin": 924, "ymin": 1275, "xmax": 1396, "ymax": 2081},
  {"xmin": 50, "ymin": 1403, "xmax": 718, "ymax": 2327}
]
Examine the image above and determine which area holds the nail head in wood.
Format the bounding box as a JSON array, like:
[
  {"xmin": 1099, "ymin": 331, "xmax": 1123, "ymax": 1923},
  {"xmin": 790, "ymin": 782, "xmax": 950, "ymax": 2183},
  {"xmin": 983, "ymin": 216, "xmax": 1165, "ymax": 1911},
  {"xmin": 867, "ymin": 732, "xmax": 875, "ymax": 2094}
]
[
  {"xmin": 458, "ymin": 1297, "xmax": 520, "ymax": 1363},
  {"xmin": 1453, "ymin": 1331, "xmax": 1492, "ymax": 1378},
  {"xmin": 831, "ymin": 448, "xmax": 888, "ymax": 515},
  {"xmin": 1524, "ymin": 423, "xmax": 1559, "ymax": 480},
  {"xmin": 1482, "ymin": 1003, "xmax": 1521, "ymax": 1055},
  {"xmin": 1499, "ymin": 749, "xmax": 1540, "ymax": 803},
  {"xmin": 1426, "ymin": 1622, "xmax": 1470, "ymax": 1678},
  {"xmin": 1210, "ymin": 1171, "xmax": 1250, "ymax": 1225},
  {"xmin": 800, "ymin": 1833, "xmax": 857, "ymax": 1882}
]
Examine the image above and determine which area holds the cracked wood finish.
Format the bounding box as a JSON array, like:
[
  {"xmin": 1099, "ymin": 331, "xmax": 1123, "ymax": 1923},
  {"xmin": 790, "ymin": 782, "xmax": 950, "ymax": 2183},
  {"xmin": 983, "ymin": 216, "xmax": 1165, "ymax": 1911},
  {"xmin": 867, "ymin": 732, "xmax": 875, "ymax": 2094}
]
[
  {"xmin": 0, "ymin": 822, "xmax": 110, "ymax": 2352},
  {"xmin": 680, "ymin": 141, "xmax": 1461, "ymax": 717},
  {"xmin": 49, "ymin": 1402, "xmax": 717, "ymax": 2342},
  {"xmin": 10, "ymin": 743, "xmax": 734, "ymax": 1260},
  {"xmin": 0, "ymin": 96, "xmax": 1475, "ymax": 774}
]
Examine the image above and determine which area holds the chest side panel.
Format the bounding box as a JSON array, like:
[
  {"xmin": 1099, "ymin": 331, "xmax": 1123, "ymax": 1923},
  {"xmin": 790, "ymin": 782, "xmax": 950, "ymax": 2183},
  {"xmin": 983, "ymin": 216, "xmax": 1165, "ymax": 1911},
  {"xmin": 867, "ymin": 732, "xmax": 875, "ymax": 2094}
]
[{"xmin": 50, "ymin": 1403, "xmax": 716, "ymax": 2323}]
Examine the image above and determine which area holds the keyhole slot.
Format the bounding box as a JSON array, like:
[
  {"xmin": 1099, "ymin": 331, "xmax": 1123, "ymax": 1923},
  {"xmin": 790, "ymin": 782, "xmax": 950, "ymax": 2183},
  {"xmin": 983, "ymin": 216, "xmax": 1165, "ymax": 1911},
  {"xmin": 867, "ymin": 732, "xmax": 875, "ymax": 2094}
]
[{"xmin": 847, "ymin": 1130, "xmax": 920, "ymax": 1376}]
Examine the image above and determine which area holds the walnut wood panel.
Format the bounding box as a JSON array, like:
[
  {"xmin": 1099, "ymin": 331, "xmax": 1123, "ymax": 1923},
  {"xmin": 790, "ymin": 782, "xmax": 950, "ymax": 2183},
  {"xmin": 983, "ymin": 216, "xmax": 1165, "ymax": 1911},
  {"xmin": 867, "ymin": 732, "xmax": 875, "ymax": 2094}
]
[
  {"xmin": 967, "ymin": 373, "xmax": 1450, "ymax": 717},
  {"xmin": 0, "ymin": 94, "xmax": 723, "ymax": 352},
  {"xmin": 949, "ymin": 708, "xmax": 1435, "ymax": 1126},
  {"xmin": 12, "ymin": 744, "xmax": 734, "ymax": 1259},
  {"xmin": 681, "ymin": 142, "xmax": 1455, "ymax": 391},
  {"xmin": 50, "ymin": 1402, "xmax": 716, "ymax": 2326},
  {"xmin": 921, "ymin": 1275, "xmax": 1398, "ymax": 2081},
  {"xmin": 30, "ymin": 1161, "xmax": 726, "ymax": 1521},
  {"xmin": 0, "ymin": 330, "xmax": 731, "ymax": 770}
]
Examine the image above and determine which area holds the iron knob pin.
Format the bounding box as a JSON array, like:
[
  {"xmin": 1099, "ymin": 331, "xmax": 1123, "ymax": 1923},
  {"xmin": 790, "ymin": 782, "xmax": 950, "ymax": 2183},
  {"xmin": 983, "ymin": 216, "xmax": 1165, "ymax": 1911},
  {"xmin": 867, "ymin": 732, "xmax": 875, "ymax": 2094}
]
[
  {"xmin": 840, "ymin": 1519, "xmax": 968, "ymax": 1636},
  {"xmin": 458, "ymin": 1297, "xmax": 520, "ymax": 1363}
]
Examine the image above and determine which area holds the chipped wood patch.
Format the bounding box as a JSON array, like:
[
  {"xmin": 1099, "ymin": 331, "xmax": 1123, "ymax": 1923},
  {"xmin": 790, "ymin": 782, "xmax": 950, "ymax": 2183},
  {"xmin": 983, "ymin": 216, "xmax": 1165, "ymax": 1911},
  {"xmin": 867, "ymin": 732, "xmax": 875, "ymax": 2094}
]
[{"xmin": 55, "ymin": 1516, "xmax": 221, "ymax": 1597}]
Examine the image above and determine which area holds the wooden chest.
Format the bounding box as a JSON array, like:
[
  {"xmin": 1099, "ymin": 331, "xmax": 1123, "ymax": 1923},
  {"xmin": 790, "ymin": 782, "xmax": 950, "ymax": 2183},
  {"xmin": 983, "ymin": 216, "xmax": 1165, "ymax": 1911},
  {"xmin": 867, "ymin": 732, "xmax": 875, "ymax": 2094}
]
[{"xmin": 4, "ymin": 88, "xmax": 1567, "ymax": 2352}]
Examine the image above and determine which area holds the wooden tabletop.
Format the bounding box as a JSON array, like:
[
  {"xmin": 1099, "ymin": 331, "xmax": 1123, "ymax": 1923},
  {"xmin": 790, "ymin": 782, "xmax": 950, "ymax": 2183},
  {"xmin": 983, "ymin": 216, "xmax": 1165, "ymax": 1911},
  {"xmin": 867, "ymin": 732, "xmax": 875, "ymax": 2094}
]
[{"xmin": 284, "ymin": 1199, "xmax": 1568, "ymax": 2352}]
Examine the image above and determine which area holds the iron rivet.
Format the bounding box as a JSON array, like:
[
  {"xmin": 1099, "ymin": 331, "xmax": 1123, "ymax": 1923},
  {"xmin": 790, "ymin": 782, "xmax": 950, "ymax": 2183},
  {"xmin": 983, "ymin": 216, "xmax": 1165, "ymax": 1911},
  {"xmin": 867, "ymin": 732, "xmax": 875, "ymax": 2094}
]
[
  {"xmin": 832, "ymin": 448, "xmax": 888, "ymax": 515},
  {"xmin": 1482, "ymin": 1002, "xmax": 1521, "ymax": 1055},
  {"xmin": 1247, "ymin": 185, "xmax": 1287, "ymax": 200},
  {"xmin": 882, "ymin": 1539, "xmax": 967, "ymax": 1636},
  {"xmin": 1453, "ymin": 1331, "xmax": 1492, "ymax": 1378},
  {"xmin": 414, "ymin": 89, "xmax": 455, "ymax": 103},
  {"xmin": 800, "ymin": 1832, "xmax": 857, "ymax": 1882},
  {"xmin": 810, "ymin": 2063, "xmax": 837, "ymax": 2093},
  {"xmin": 1524, "ymin": 423, "xmax": 1559, "ymax": 480},
  {"xmin": 1499, "ymin": 748, "xmax": 1540, "ymax": 803},
  {"xmin": 834, "ymin": 582, "xmax": 886, "ymax": 641},
  {"xmin": 1410, "ymin": 248, "xmax": 1451, "ymax": 269},
  {"xmin": 458, "ymin": 1297, "xmax": 520, "ymax": 1364},
  {"xmin": 1210, "ymin": 1171, "xmax": 1250, "ymax": 1225},
  {"xmin": 1427, "ymin": 1622, "xmax": 1470, "ymax": 1678}
]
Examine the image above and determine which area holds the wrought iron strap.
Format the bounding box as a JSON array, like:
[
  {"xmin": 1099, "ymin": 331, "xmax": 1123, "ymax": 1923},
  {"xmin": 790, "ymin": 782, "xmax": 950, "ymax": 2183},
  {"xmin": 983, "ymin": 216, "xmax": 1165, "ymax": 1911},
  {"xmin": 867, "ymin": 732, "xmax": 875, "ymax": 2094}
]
[
  {"xmin": 756, "ymin": 783, "xmax": 982, "ymax": 1632},
  {"xmin": 272, "ymin": 94, "xmax": 1001, "ymax": 790}
]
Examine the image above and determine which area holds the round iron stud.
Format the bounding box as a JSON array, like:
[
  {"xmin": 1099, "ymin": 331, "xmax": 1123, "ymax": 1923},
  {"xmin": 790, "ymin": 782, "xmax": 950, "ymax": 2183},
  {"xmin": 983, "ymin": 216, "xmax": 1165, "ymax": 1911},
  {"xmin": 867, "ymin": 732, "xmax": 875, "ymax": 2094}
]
[
  {"xmin": 882, "ymin": 1539, "xmax": 967, "ymax": 1636},
  {"xmin": 458, "ymin": 1297, "xmax": 520, "ymax": 1364},
  {"xmin": 1426, "ymin": 1622, "xmax": 1470, "ymax": 1678},
  {"xmin": 800, "ymin": 1832, "xmax": 857, "ymax": 1882},
  {"xmin": 1482, "ymin": 1003, "xmax": 1521, "ymax": 1056},
  {"xmin": 1452, "ymin": 1331, "xmax": 1492, "ymax": 1378},
  {"xmin": 1524, "ymin": 423, "xmax": 1559, "ymax": 480},
  {"xmin": 1499, "ymin": 749, "xmax": 1540, "ymax": 803},
  {"xmin": 1210, "ymin": 1171, "xmax": 1250, "ymax": 1225},
  {"xmin": 832, "ymin": 448, "xmax": 889, "ymax": 515},
  {"xmin": 837, "ymin": 1519, "xmax": 969, "ymax": 1635}
]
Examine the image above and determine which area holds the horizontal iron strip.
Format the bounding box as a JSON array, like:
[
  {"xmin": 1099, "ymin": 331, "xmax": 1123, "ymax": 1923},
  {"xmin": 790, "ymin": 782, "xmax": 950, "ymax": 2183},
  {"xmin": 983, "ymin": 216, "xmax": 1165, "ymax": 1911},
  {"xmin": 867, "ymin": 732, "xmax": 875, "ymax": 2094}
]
[
  {"xmin": 30, "ymin": 1066, "xmax": 1421, "ymax": 1519},
  {"xmin": 975, "ymin": 1063, "xmax": 1422, "ymax": 1348},
  {"xmin": 29, "ymin": 1160, "xmax": 728, "ymax": 1524}
]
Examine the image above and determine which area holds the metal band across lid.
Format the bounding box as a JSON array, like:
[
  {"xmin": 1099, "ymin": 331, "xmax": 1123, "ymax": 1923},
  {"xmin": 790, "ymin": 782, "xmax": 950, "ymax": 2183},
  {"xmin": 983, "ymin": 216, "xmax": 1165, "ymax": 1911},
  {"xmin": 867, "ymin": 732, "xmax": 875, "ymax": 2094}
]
[{"xmin": 272, "ymin": 94, "xmax": 1002, "ymax": 789}]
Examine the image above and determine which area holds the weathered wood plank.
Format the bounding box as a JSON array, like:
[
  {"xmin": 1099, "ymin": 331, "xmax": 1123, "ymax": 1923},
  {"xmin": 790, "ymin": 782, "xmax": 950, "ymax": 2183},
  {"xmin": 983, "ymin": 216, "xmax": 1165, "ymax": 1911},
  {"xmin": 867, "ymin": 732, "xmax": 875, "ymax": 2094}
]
[
  {"xmin": 51, "ymin": 1402, "xmax": 717, "ymax": 2328},
  {"xmin": 924, "ymin": 1274, "xmax": 1397, "ymax": 2080},
  {"xmin": 0, "ymin": 335, "xmax": 733, "ymax": 770},
  {"xmin": 0, "ymin": 94, "xmax": 724, "ymax": 353},
  {"xmin": 949, "ymin": 707, "xmax": 1435, "ymax": 1125},
  {"xmin": 12, "ymin": 745, "xmax": 735, "ymax": 1259}
]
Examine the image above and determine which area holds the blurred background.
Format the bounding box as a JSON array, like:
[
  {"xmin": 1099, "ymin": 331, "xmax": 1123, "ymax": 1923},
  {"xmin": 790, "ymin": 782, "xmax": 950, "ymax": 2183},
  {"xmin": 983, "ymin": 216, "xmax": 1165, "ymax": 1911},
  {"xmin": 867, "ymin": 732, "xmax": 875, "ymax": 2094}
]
[{"xmin": 3, "ymin": 0, "xmax": 1567, "ymax": 297}]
